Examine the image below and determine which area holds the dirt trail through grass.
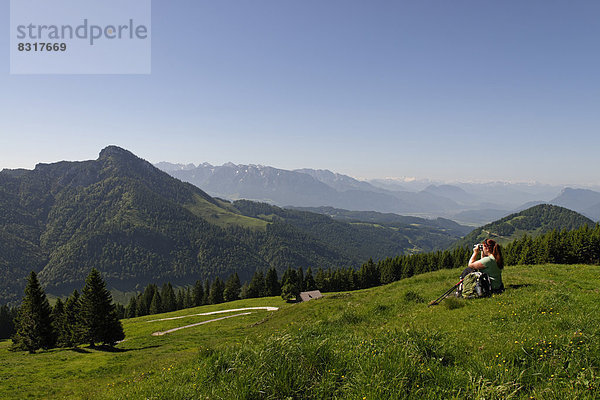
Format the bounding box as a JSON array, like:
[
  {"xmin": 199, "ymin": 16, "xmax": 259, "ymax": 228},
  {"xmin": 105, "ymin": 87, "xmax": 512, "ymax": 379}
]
[{"xmin": 149, "ymin": 306, "xmax": 279, "ymax": 336}]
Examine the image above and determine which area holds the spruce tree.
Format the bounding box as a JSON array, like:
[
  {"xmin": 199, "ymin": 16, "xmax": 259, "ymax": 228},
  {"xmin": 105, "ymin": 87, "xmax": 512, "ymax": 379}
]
[
  {"xmin": 209, "ymin": 277, "xmax": 225, "ymax": 304},
  {"xmin": 184, "ymin": 287, "xmax": 194, "ymax": 308},
  {"xmin": 280, "ymin": 269, "xmax": 300, "ymax": 302},
  {"xmin": 12, "ymin": 271, "xmax": 55, "ymax": 353},
  {"xmin": 51, "ymin": 298, "xmax": 65, "ymax": 346},
  {"xmin": 161, "ymin": 283, "xmax": 176, "ymax": 312},
  {"xmin": 80, "ymin": 269, "xmax": 124, "ymax": 347},
  {"xmin": 304, "ymin": 267, "xmax": 316, "ymax": 291},
  {"xmin": 265, "ymin": 268, "xmax": 281, "ymax": 296},
  {"xmin": 175, "ymin": 289, "xmax": 184, "ymax": 310},
  {"xmin": 149, "ymin": 291, "xmax": 162, "ymax": 315},
  {"xmin": 0, "ymin": 305, "xmax": 17, "ymax": 340},
  {"xmin": 202, "ymin": 279, "xmax": 210, "ymax": 305},
  {"xmin": 59, "ymin": 290, "xmax": 84, "ymax": 347},
  {"xmin": 126, "ymin": 296, "xmax": 138, "ymax": 318},
  {"xmin": 297, "ymin": 267, "xmax": 304, "ymax": 294},
  {"xmin": 315, "ymin": 268, "xmax": 326, "ymax": 291},
  {"xmin": 248, "ymin": 270, "xmax": 266, "ymax": 298},
  {"xmin": 114, "ymin": 303, "xmax": 126, "ymax": 320},
  {"xmin": 141, "ymin": 284, "xmax": 158, "ymax": 314},
  {"xmin": 135, "ymin": 293, "xmax": 148, "ymax": 316},
  {"xmin": 240, "ymin": 282, "xmax": 251, "ymax": 299},
  {"xmin": 223, "ymin": 273, "xmax": 241, "ymax": 302},
  {"xmin": 192, "ymin": 280, "xmax": 204, "ymax": 306}
]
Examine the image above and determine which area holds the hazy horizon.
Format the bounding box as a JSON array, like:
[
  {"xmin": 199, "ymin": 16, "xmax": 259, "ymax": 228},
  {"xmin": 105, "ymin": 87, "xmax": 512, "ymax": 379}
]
[
  {"xmin": 2, "ymin": 1, "xmax": 599, "ymax": 186},
  {"xmin": 3, "ymin": 146, "xmax": 599, "ymax": 191}
]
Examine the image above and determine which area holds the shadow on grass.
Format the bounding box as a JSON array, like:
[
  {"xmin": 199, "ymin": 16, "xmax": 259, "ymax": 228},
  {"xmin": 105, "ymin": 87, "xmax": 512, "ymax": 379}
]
[
  {"xmin": 93, "ymin": 344, "xmax": 160, "ymax": 353},
  {"xmin": 69, "ymin": 347, "xmax": 92, "ymax": 354},
  {"xmin": 508, "ymin": 284, "xmax": 532, "ymax": 290},
  {"xmin": 68, "ymin": 344, "xmax": 160, "ymax": 353}
]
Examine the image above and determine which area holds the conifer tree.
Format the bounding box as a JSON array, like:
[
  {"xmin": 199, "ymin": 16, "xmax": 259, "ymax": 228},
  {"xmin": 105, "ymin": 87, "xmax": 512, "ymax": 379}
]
[
  {"xmin": 141, "ymin": 284, "xmax": 158, "ymax": 314},
  {"xmin": 175, "ymin": 289, "xmax": 184, "ymax": 310},
  {"xmin": 193, "ymin": 280, "xmax": 204, "ymax": 306},
  {"xmin": 135, "ymin": 293, "xmax": 148, "ymax": 316},
  {"xmin": 184, "ymin": 287, "xmax": 194, "ymax": 308},
  {"xmin": 265, "ymin": 268, "xmax": 281, "ymax": 296},
  {"xmin": 304, "ymin": 267, "xmax": 316, "ymax": 291},
  {"xmin": 359, "ymin": 258, "xmax": 380, "ymax": 288},
  {"xmin": 0, "ymin": 305, "xmax": 17, "ymax": 340},
  {"xmin": 209, "ymin": 277, "xmax": 225, "ymax": 304},
  {"xmin": 202, "ymin": 279, "xmax": 210, "ymax": 305},
  {"xmin": 315, "ymin": 268, "xmax": 326, "ymax": 291},
  {"xmin": 248, "ymin": 270, "xmax": 266, "ymax": 298},
  {"xmin": 223, "ymin": 273, "xmax": 241, "ymax": 302},
  {"xmin": 240, "ymin": 281, "xmax": 251, "ymax": 299},
  {"xmin": 12, "ymin": 271, "xmax": 55, "ymax": 353},
  {"xmin": 297, "ymin": 267, "xmax": 304, "ymax": 293},
  {"xmin": 80, "ymin": 269, "xmax": 124, "ymax": 347},
  {"xmin": 149, "ymin": 291, "xmax": 162, "ymax": 315},
  {"xmin": 161, "ymin": 283, "xmax": 176, "ymax": 312},
  {"xmin": 280, "ymin": 269, "xmax": 300, "ymax": 302},
  {"xmin": 58, "ymin": 290, "xmax": 84, "ymax": 347},
  {"xmin": 51, "ymin": 298, "xmax": 65, "ymax": 346},
  {"xmin": 114, "ymin": 303, "xmax": 126, "ymax": 320},
  {"xmin": 126, "ymin": 296, "xmax": 138, "ymax": 318}
]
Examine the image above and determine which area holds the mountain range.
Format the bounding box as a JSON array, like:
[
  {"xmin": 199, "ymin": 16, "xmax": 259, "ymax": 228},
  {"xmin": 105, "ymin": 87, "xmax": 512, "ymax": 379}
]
[
  {"xmin": 2, "ymin": 147, "xmax": 598, "ymax": 305},
  {"xmin": 157, "ymin": 162, "xmax": 600, "ymax": 224},
  {"xmin": 0, "ymin": 147, "xmax": 466, "ymax": 305}
]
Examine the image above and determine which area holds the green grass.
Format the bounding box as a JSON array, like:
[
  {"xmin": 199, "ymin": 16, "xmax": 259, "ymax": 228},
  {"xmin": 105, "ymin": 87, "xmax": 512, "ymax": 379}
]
[
  {"xmin": 2, "ymin": 264, "xmax": 600, "ymax": 399},
  {"xmin": 184, "ymin": 193, "xmax": 269, "ymax": 231}
]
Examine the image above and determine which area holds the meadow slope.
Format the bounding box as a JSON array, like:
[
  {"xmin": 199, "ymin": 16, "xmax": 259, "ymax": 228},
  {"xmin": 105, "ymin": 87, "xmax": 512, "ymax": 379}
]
[{"xmin": 1, "ymin": 264, "xmax": 599, "ymax": 399}]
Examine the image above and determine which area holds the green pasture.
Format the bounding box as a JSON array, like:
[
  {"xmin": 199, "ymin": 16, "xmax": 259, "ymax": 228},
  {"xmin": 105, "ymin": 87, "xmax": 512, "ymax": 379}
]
[{"xmin": 1, "ymin": 264, "xmax": 599, "ymax": 399}]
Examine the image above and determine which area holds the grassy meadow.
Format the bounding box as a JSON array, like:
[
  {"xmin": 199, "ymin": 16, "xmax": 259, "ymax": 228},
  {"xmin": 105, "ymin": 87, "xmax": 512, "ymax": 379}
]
[{"xmin": 1, "ymin": 264, "xmax": 599, "ymax": 399}]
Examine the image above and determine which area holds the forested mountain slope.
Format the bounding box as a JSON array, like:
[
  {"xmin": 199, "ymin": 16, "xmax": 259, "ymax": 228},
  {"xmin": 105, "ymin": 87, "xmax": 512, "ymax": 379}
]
[
  {"xmin": 0, "ymin": 147, "xmax": 463, "ymax": 305},
  {"xmin": 454, "ymin": 204, "xmax": 594, "ymax": 247},
  {"xmin": 0, "ymin": 147, "xmax": 346, "ymax": 303}
]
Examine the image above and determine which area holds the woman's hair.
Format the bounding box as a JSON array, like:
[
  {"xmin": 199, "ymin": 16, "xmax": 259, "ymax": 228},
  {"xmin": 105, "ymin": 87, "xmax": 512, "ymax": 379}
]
[{"xmin": 483, "ymin": 238, "xmax": 504, "ymax": 269}]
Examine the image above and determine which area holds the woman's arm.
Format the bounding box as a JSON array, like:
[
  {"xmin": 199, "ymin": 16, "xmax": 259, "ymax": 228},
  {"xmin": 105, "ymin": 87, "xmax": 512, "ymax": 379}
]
[{"xmin": 468, "ymin": 248, "xmax": 485, "ymax": 270}]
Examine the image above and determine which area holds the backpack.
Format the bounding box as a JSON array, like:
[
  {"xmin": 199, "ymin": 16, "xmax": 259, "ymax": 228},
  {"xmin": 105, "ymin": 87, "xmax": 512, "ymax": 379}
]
[{"xmin": 457, "ymin": 271, "xmax": 491, "ymax": 299}]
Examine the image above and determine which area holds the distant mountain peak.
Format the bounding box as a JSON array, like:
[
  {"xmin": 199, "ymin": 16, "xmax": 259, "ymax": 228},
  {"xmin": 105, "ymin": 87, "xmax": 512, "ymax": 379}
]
[
  {"xmin": 154, "ymin": 162, "xmax": 197, "ymax": 172},
  {"xmin": 99, "ymin": 145, "xmax": 136, "ymax": 160},
  {"xmin": 559, "ymin": 187, "xmax": 596, "ymax": 195}
]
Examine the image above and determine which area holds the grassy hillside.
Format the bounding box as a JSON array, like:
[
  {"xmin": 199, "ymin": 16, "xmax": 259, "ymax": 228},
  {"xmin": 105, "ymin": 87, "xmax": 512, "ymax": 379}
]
[
  {"xmin": 454, "ymin": 204, "xmax": 594, "ymax": 247},
  {"xmin": 184, "ymin": 193, "xmax": 269, "ymax": 231},
  {"xmin": 1, "ymin": 264, "xmax": 599, "ymax": 399}
]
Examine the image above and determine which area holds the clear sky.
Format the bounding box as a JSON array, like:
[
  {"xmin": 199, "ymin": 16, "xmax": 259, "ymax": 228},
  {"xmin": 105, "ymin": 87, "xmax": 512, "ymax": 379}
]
[{"xmin": 1, "ymin": 1, "xmax": 599, "ymax": 185}]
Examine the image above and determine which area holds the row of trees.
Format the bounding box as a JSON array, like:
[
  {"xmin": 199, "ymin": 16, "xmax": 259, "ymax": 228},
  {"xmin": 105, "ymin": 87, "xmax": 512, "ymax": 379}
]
[
  {"xmin": 0, "ymin": 305, "xmax": 17, "ymax": 340},
  {"xmin": 108, "ymin": 224, "xmax": 600, "ymax": 320},
  {"xmin": 504, "ymin": 225, "xmax": 600, "ymax": 266},
  {"xmin": 9, "ymin": 269, "xmax": 124, "ymax": 353},
  {"xmin": 123, "ymin": 269, "xmax": 286, "ymax": 318},
  {"xmin": 5, "ymin": 224, "xmax": 599, "ymax": 342}
]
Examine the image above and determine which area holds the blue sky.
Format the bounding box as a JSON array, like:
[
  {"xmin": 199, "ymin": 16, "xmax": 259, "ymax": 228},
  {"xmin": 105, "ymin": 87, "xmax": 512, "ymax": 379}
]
[{"xmin": 1, "ymin": 1, "xmax": 599, "ymax": 185}]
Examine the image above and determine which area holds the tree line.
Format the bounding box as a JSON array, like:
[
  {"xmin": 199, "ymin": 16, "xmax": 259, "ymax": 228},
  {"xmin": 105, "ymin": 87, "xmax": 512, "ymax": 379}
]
[
  {"xmin": 122, "ymin": 269, "xmax": 284, "ymax": 318},
  {"xmin": 6, "ymin": 269, "xmax": 124, "ymax": 353},
  {"xmin": 3, "ymin": 224, "xmax": 599, "ymax": 343},
  {"xmin": 504, "ymin": 224, "xmax": 600, "ymax": 266}
]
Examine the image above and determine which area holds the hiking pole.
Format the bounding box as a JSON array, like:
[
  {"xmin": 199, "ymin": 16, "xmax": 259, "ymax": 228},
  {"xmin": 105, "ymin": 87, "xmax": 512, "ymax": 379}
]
[{"xmin": 428, "ymin": 278, "xmax": 464, "ymax": 307}]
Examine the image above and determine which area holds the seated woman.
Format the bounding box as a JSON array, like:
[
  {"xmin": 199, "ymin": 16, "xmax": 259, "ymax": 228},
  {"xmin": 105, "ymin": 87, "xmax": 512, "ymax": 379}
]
[{"xmin": 460, "ymin": 238, "xmax": 505, "ymax": 293}]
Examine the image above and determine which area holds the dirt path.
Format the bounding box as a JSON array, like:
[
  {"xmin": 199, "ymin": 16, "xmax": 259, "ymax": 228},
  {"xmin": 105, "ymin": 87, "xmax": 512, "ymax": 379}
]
[
  {"xmin": 148, "ymin": 306, "xmax": 280, "ymax": 336},
  {"xmin": 146, "ymin": 307, "xmax": 279, "ymax": 323},
  {"xmin": 151, "ymin": 312, "xmax": 253, "ymax": 336}
]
